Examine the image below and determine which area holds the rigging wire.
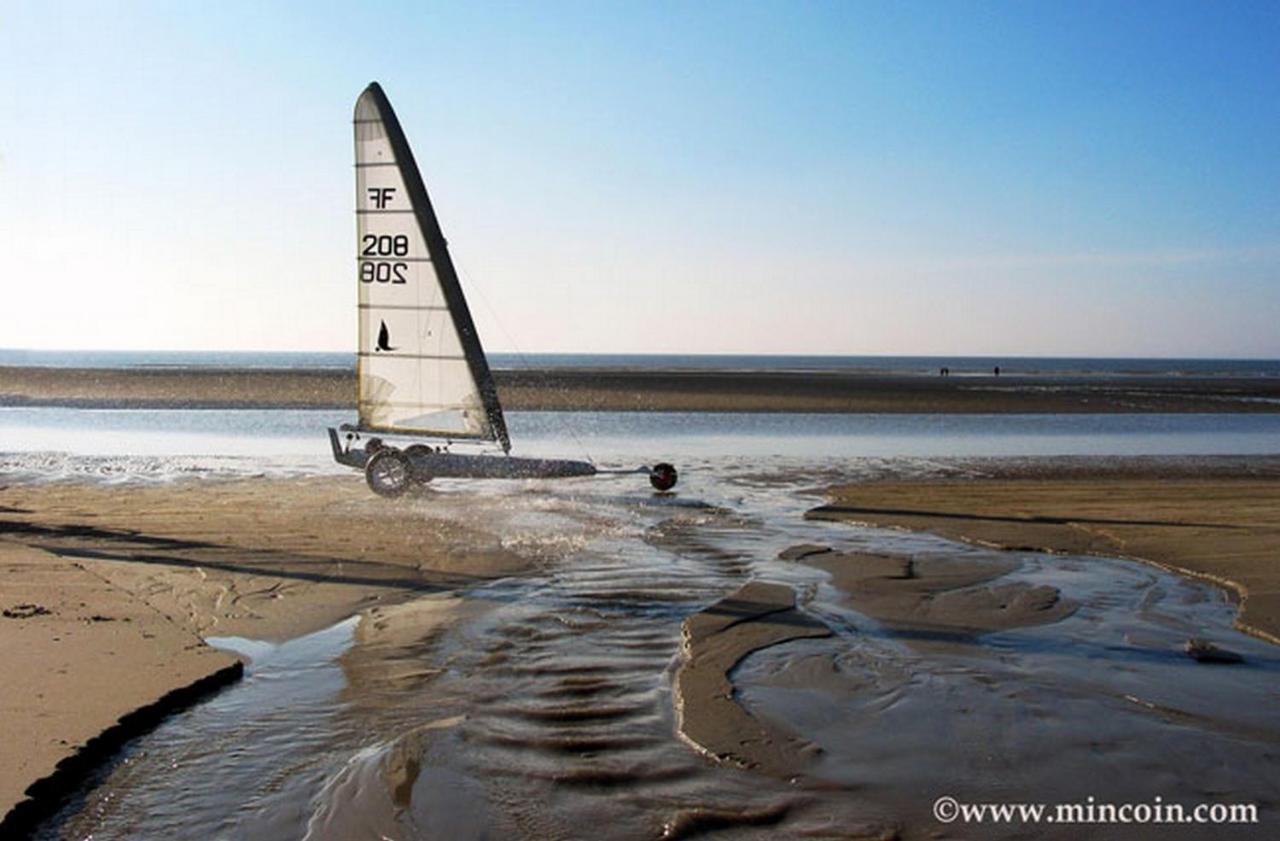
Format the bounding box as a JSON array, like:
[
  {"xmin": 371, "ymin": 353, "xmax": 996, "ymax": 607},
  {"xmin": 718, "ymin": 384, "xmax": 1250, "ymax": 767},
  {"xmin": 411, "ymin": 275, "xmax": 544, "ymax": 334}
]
[{"xmin": 452, "ymin": 255, "xmax": 596, "ymax": 465}]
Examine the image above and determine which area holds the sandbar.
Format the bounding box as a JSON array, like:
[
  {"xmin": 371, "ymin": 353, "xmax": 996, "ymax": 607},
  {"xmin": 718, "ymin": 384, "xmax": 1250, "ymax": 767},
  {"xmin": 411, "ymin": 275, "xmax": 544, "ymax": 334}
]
[
  {"xmin": 808, "ymin": 461, "xmax": 1280, "ymax": 643},
  {"xmin": 790, "ymin": 548, "xmax": 1075, "ymax": 650},
  {"xmin": 673, "ymin": 581, "xmax": 831, "ymax": 777},
  {"xmin": 4, "ymin": 365, "xmax": 1280, "ymax": 412}
]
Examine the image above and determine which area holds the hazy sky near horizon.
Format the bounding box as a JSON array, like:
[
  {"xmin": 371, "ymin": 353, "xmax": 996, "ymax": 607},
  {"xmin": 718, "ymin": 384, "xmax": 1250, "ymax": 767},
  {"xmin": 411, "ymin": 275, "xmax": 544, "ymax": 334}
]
[{"xmin": 2, "ymin": 1, "xmax": 1278, "ymax": 357}]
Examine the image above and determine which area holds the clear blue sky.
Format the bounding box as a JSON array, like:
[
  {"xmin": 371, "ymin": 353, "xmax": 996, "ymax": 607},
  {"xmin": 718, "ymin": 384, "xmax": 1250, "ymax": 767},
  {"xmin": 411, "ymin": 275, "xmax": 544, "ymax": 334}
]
[{"xmin": 2, "ymin": 1, "xmax": 1277, "ymax": 356}]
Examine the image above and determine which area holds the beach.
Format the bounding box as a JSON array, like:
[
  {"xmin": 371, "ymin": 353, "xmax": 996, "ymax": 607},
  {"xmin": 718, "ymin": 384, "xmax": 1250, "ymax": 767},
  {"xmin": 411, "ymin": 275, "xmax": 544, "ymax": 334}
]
[
  {"xmin": 0, "ymin": 475, "xmax": 531, "ymax": 831},
  {"xmin": 4, "ymin": 365, "xmax": 1280, "ymax": 412},
  {"xmin": 9, "ymin": 0, "xmax": 1279, "ymax": 834},
  {"xmin": 3, "ymin": 454, "xmax": 1278, "ymax": 837},
  {"xmin": 808, "ymin": 458, "xmax": 1280, "ymax": 643}
]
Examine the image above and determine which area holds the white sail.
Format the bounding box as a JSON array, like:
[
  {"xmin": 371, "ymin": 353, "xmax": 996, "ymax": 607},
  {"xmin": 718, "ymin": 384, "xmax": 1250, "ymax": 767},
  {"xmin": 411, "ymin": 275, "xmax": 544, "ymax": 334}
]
[{"xmin": 353, "ymin": 84, "xmax": 508, "ymax": 450}]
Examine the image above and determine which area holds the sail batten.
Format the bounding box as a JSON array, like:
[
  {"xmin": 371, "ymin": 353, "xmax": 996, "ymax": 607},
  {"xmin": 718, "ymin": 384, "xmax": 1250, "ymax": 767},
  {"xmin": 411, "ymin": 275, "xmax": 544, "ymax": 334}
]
[{"xmin": 353, "ymin": 82, "xmax": 510, "ymax": 452}]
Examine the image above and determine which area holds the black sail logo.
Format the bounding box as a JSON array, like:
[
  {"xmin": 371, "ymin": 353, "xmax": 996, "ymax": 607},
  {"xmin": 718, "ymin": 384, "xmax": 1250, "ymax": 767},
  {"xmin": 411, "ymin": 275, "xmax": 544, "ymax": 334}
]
[{"xmin": 376, "ymin": 320, "xmax": 396, "ymax": 352}]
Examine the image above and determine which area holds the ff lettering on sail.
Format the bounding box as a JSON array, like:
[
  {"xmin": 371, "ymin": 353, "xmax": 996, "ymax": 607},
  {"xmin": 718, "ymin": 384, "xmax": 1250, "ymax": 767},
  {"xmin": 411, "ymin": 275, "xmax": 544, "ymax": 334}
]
[{"xmin": 353, "ymin": 82, "xmax": 510, "ymax": 452}]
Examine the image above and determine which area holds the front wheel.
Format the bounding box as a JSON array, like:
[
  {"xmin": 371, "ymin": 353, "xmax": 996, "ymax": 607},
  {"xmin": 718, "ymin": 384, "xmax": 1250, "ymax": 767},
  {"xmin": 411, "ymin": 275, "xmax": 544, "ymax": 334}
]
[
  {"xmin": 365, "ymin": 449, "xmax": 411, "ymax": 497},
  {"xmin": 650, "ymin": 462, "xmax": 678, "ymax": 491}
]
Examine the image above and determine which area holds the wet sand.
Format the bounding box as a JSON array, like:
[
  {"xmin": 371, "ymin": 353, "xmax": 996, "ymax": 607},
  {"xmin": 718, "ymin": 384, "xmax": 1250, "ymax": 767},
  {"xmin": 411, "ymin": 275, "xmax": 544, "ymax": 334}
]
[
  {"xmin": 0, "ymin": 543, "xmax": 242, "ymax": 834},
  {"xmin": 674, "ymin": 581, "xmax": 831, "ymax": 777},
  {"xmin": 672, "ymin": 549, "xmax": 1079, "ymax": 778},
  {"xmin": 809, "ymin": 466, "xmax": 1280, "ymax": 643},
  {"xmin": 0, "ymin": 476, "xmax": 530, "ymax": 828},
  {"xmin": 5, "ymin": 460, "xmax": 1280, "ymax": 837},
  {"xmin": 4, "ymin": 364, "xmax": 1280, "ymax": 412},
  {"xmin": 791, "ymin": 547, "xmax": 1076, "ymax": 645}
]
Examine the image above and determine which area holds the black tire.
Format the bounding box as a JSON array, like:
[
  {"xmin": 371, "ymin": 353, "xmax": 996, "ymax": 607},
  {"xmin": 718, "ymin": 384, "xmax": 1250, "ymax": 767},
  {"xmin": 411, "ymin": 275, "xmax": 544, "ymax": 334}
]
[
  {"xmin": 650, "ymin": 462, "xmax": 678, "ymax": 491},
  {"xmin": 403, "ymin": 445, "xmax": 435, "ymax": 484},
  {"xmin": 365, "ymin": 448, "xmax": 411, "ymax": 497}
]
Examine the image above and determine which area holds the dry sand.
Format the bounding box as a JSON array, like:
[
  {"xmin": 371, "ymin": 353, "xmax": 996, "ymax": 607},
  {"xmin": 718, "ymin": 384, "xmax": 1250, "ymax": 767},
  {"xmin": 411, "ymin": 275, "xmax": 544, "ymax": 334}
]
[
  {"xmin": 0, "ymin": 475, "xmax": 532, "ymax": 829},
  {"xmin": 808, "ymin": 471, "xmax": 1280, "ymax": 644},
  {"xmin": 5, "ymin": 365, "xmax": 1280, "ymax": 412}
]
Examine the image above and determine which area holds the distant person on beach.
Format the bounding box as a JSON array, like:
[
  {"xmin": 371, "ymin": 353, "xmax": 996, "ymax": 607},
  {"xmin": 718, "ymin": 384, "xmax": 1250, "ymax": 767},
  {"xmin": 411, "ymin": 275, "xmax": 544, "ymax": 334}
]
[
  {"xmin": 994, "ymin": 365, "xmax": 1001, "ymax": 376},
  {"xmin": 940, "ymin": 367, "xmax": 950, "ymax": 376}
]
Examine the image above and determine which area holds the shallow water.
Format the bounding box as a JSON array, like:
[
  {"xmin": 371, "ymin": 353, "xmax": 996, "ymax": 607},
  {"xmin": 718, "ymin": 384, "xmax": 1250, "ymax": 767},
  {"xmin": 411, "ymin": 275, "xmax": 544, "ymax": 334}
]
[
  {"xmin": 34, "ymin": 457, "xmax": 1280, "ymax": 840},
  {"xmin": 2, "ymin": 408, "xmax": 1279, "ymax": 486}
]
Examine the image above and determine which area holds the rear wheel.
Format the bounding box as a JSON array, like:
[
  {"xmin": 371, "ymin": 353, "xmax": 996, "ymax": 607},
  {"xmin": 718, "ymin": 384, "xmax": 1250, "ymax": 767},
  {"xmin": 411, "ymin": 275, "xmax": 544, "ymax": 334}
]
[
  {"xmin": 365, "ymin": 449, "xmax": 411, "ymax": 497},
  {"xmin": 403, "ymin": 445, "xmax": 435, "ymax": 485},
  {"xmin": 650, "ymin": 462, "xmax": 678, "ymax": 491}
]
